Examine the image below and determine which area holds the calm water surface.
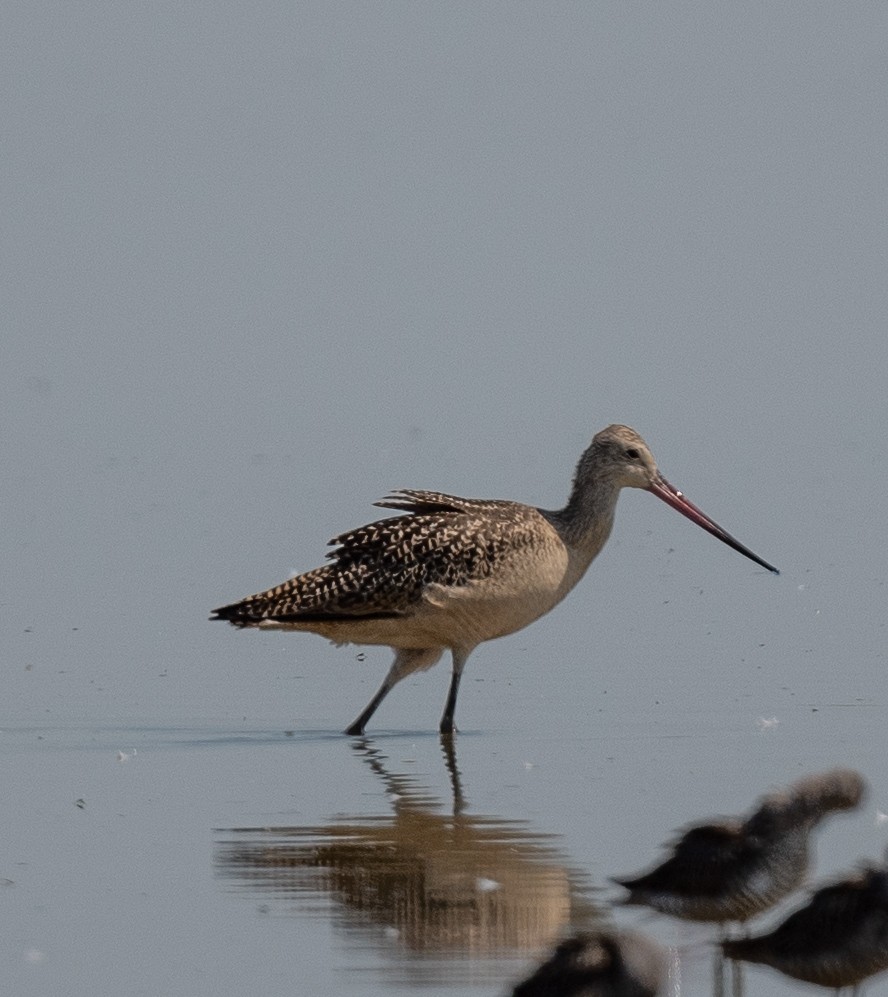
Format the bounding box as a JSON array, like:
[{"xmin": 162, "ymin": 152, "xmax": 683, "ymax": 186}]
[
  {"xmin": 4, "ymin": 7, "xmax": 887, "ymax": 992},
  {"xmin": 4, "ymin": 681, "xmax": 887, "ymax": 997}
]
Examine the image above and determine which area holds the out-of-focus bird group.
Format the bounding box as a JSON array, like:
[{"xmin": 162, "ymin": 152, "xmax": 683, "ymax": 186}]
[{"xmin": 510, "ymin": 768, "xmax": 888, "ymax": 996}]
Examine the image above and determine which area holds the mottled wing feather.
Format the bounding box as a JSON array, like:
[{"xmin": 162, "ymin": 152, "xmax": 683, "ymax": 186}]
[
  {"xmin": 373, "ymin": 489, "xmax": 516, "ymax": 515},
  {"xmin": 212, "ymin": 494, "xmax": 548, "ymax": 626},
  {"xmin": 763, "ymin": 870, "xmax": 881, "ymax": 951},
  {"xmin": 669, "ymin": 822, "xmax": 747, "ymax": 861},
  {"xmin": 618, "ymin": 822, "xmax": 749, "ymax": 898}
]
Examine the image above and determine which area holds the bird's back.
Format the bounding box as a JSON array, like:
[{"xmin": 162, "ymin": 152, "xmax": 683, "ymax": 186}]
[
  {"xmin": 615, "ymin": 819, "xmax": 808, "ymax": 923},
  {"xmin": 212, "ymin": 491, "xmax": 573, "ymax": 642}
]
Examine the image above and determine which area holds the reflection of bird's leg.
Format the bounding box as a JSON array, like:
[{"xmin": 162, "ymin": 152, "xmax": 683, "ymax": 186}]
[
  {"xmin": 439, "ymin": 731, "xmax": 466, "ymax": 817},
  {"xmin": 350, "ymin": 737, "xmax": 416, "ymax": 805},
  {"xmin": 349, "ymin": 736, "xmax": 387, "ymax": 777}
]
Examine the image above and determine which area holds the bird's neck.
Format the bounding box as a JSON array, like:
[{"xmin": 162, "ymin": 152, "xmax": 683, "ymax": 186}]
[{"xmin": 549, "ymin": 477, "xmax": 622, "ymax": 559}]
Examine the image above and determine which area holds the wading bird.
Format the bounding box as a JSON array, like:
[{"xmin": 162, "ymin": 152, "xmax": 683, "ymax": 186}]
[
  {"xmin": 511, "ymin": 929, "xmax": 667, "ymax": 997},
  {"xmin": 612, "ymin": 769, "xmax": 865, "ymax": 931},
  {"xmin": 212, "ymin": 424, "xmax": 777, "ymax": 734},
  {"xmin": 723, "ymin": 860, "xmax": 888, "ymax": 993}
]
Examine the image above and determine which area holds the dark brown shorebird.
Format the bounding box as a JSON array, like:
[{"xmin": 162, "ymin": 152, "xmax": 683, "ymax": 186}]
[
  {"xmin": 212, "ymin": 424, "xmax": 777, "ymax": 735},
  {"xmin": 723, "ymin": 861, "xmax": 888, "ymax": 994},
  {"xmin": 511, "ymin": 928, "xmax": 667, "ymax": 997},
  {"xmin": 612, "ymin": 769, "xmax": 865, "ymax": 931}
]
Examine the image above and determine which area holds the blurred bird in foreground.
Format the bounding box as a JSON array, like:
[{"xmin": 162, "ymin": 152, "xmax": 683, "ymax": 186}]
[
  {"xmin": 612, "ymin": 769, "xmax": 866, "ymax": 932},
  {"xmin": 511, "ymin": 928, "xmax": 667, "ymax": 997},
  {"xmin": 723, "ymin": 860, "xmax": 888, "ymax": 993}
]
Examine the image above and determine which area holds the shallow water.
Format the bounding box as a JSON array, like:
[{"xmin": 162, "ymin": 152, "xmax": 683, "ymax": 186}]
[
  {"xmin": 5, "ymin": 2, "xmax": 888, "ymax": 994},
  {"xmin": 5, "ymin": 685, "xmax": 887, "ymax": 997}
]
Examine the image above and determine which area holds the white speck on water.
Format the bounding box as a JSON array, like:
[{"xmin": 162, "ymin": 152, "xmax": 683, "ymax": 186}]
[
  {"xmin": 117, "ymin": 749, "xmax": 137, "ymax": 763},
  {"xmin": 875, "ymin": 811, "xmax": 888, "ymax": 826},
  {"xmin": 384, "ymin": 926, "xmax": 400, "ymax": 939},
  {"xmin": 757, "ymin": 717, "xmax": 779, "ymax": 730},
  {"xmin": 476, "ymin": 877, "xmax": 500, "ymax": 893},
  {"xmin": 24, "ymin": 949, "xmax": 45, "ymax": 964},
  {"xmin": 523, "ymin": 761, "xmax": 534, "ymax": 770}
]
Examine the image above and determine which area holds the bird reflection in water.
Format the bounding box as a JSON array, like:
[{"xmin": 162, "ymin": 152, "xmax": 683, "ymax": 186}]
[{"xmin": 215, "ymin": 736, "xmax": 598, "ymax": 975}]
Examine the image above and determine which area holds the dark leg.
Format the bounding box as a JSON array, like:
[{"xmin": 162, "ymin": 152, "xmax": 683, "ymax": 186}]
[
  {"xmin": 713, "ymin": 945, "xmax": 726, "ymax": 997},
  {"xmin": 731, "ymin": 957, "xmax": 743, "ymax": 997},
  {"xmin": 344, "ymin": 647, "xmax": 443, "ymax": 735},
  {"xmin": 439, "ymin": 648, "xmax": 470, "ymax": 734},
  {"xmin": 345, "ymin": 680, "xmax": 394, "ymax": 736}
]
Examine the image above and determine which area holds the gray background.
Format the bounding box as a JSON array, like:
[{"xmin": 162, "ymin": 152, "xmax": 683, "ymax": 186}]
[{"xmin": 3, "ymin": 4, "xmax": 887, "ymax": 996}]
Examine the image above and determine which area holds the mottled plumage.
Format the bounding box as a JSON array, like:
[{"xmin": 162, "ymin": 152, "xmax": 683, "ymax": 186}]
[
  {"xmin": 511, "ymin": 929, "xmax": 667, "ymax": 997},
  {"xmin": 613, "ymin": 769, "xmax": 865, "ymax": 926},
  {"xmin": 723, "ymin": 862, "xmax": 888, "ymax": 992},
  {"xmin": 223, "ymin": 491, "xmax": 553, "ymax": 624},
  {"xmin": 212, "ymin": 425, "xmax": 777, "ymax": 734}
]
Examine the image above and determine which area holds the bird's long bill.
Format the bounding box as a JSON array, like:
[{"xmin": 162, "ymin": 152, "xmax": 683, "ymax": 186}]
[{"xmin": 648, "ymin": 473, "xmax": 779, "ymax": 574}]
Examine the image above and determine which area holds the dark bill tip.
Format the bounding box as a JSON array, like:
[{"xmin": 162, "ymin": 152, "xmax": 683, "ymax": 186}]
[{"xmin": 649, "ymin": 474, "xmax": 779, "ymax": 575}]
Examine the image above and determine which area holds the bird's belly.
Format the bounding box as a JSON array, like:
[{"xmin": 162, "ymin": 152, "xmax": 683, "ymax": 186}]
[
  {"xmin": 273, "ymin": 574, "xmax": 571, "ymax": 650},
  {"xmin": 414, "ymin": 572, "xmax": 570, "ymax": 644}
]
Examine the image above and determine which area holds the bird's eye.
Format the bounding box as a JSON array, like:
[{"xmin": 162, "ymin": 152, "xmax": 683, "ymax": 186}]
[{"xmin": 625, "ymin": 448, "xmax": 641, "ymax": 460}]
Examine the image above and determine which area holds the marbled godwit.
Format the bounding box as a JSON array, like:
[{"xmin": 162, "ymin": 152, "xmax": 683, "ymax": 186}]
[
  {"xmin": 723, "ymin": 861, "xmax": 888, "ymax": 993},
  {"xmin": 511, "ymin": 929, "xmax": 667, "ymax": 997},
  {"xmin": 612, "ymin": 769, "xmax": 865, "ymax": 930},
  {"xmin": 211, "ymin": 424, "xmax": 777, "ymax": 734}
]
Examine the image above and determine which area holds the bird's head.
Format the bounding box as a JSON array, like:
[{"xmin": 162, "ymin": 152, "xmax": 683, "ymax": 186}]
[
  {"xmin": 586, "ymin": 424, "xmax": 659, "ymax": 490},
  {"xmin": 577, "ymin": 424, "xmax": 779, "ymax": 573}
]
